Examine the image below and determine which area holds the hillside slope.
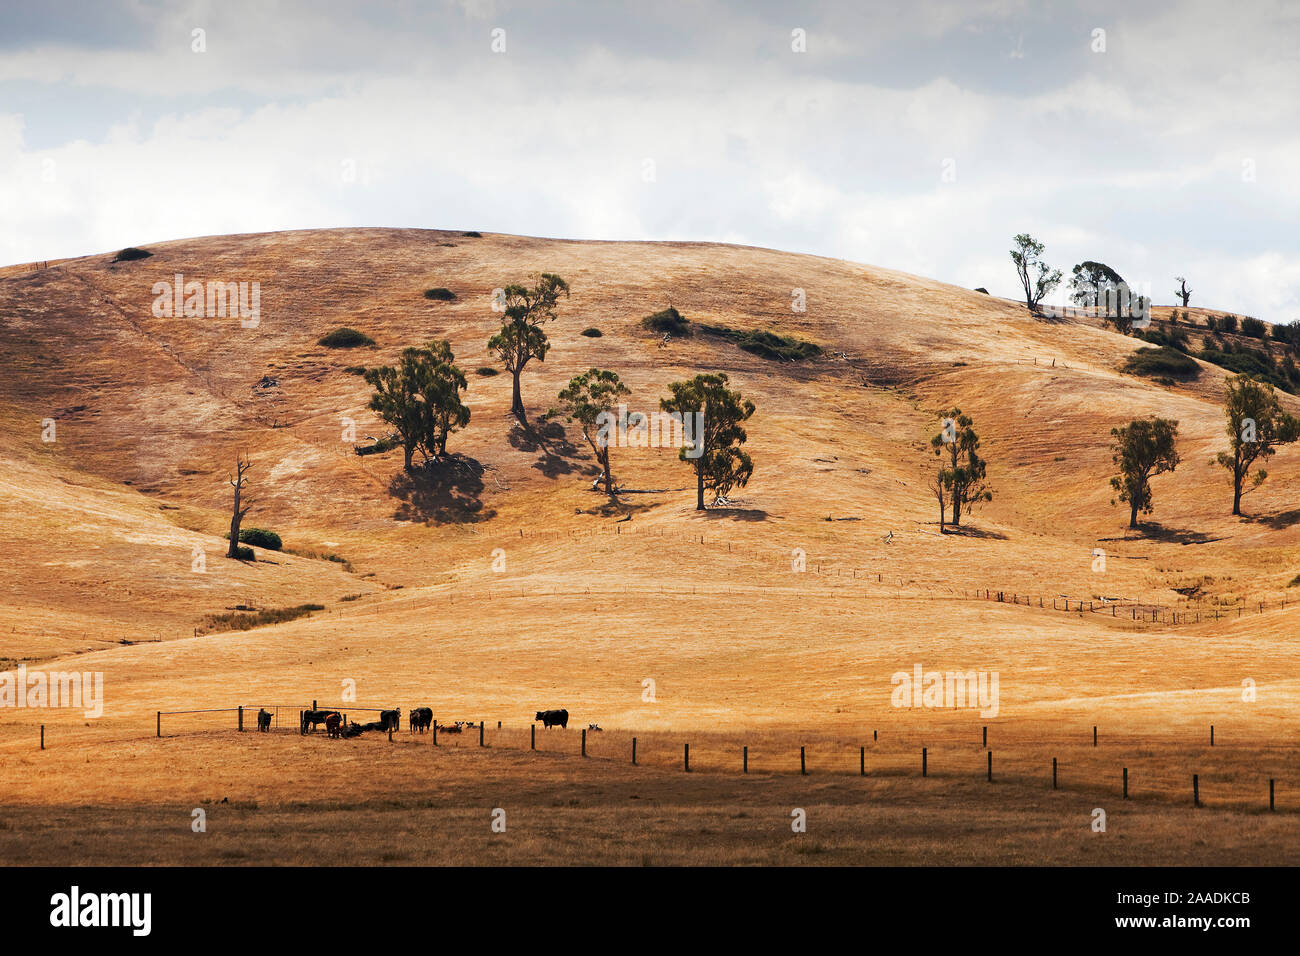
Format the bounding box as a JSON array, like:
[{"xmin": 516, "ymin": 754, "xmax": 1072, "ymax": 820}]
[{"xmin": 1, "ymin": 228, "xmax": 1298, "ymax": 736}]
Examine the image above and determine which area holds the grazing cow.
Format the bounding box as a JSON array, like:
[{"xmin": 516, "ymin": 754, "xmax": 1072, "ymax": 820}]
[
  {"xmin": 379, "ymin": 709, "xmax": 400, "ymax": 732},
  {"xmin": 301, "ymin": 709, "xmax": 340, "ymax": 734},
  {"xmin": 535, "ymin": 709, "xmax": 569, "ymax": 729},
  {"xmin": 409, "ymin": 707, "xmax": 433, "ymax": 733},
  {"xmin": 325, "ymin": 713, "xmax": 342, "ymax": 739},
  {"xmin": 257, "ymin": 709, "xmax": 272, "ymax": 732}
]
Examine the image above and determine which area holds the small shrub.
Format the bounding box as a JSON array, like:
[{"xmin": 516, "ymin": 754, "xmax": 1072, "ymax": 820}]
[
  {"xmin": 423, "ymin": 288, "xmax": 456, "ymax": 301},
  {"xmin": 199, "ymin": 603, "xmax": 325, "ymax": 634},
  {"xmin": 1241, "ymin": 316, "xmax": 1267, "ymax": 339},
  {"xmin": 229, "ymin": 545, "xmax": 256, "ymax": 561},
  {"xmin": 641, "ymin": 306, "xmax": 690, "ymax": 337},
  {"xmin": 462, "ymin": 231, "xmax": 482, "ymax": 238},
  {"xmin": 343, "ymin": 365, "xmax": 367, "ymax": 376},
  {"xmin": 699, "ymin": 324, "xmax": 822, "ymax": 361},
  {"xmin": 318, "ymin": 327, "xmax": 375, "ymax": 348},
  {"xmin": 475, "ymin": 366, "xmax": 499, "ymax": 376},
  {"xmin": 1122, "ymin": 346, "xmax": 1200, "ymax": 381},
  {"xmin": 974, "ymin": 287, "xmax": 989, "ymax": 294},
  {"xmin": 355, "ymin": 434, "xmax": 400, "ymax": 456},
  {"xmin": 1288, "ymin": 573, "xmax": 1300, "ymax": 588},
  {"xmin": 1220, "ymin": 314, "xmax": 1238, "ymax": 334},
  {"xmin": 113, "ymin": 247, "xmax": 153, "ymax": 262},
  {"xmin": 239, "ymin": 528, "xmax": 282, "ymax": 551},
  {"xmin": 580, "ymin": 327, "xmax": 603, "ymax": 337},
  {"xmin": 1205, "ymin": 316, "xmax": 1219, "ymax": 332}
]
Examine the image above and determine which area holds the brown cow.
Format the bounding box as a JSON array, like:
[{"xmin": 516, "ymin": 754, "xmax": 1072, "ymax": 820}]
[{"xmin": 325, "ymin": 713, "xmax": 342, "ymax": 739}]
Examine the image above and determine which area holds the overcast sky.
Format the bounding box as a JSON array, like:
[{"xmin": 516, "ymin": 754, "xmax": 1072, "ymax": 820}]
[{"xmin": 3, "ymin": 0, "xmax": 1298, "ymax": 320}]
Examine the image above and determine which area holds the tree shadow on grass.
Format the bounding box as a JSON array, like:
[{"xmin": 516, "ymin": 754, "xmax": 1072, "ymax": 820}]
[
  {"xmin": 694, "ymin": 506, "xmax": 770, "ymax": 522},
  {"xmin": 1128, "ymin": 522, "xmax": 1220, "ymax": 545},
  {"xmin": 939, "ymin": 524, "xmax": 1008, "ymax": 540},
  {"xmin": 388, "ymin": 454, "xmax": 496, "ymax": 525},
  {"xmin": 508, "ymin": 417, "xmax": 584, "ymax": 478},
  {"xmin": 1242, "ymin": 508, "xmax": 1300, "ymax": 530}
]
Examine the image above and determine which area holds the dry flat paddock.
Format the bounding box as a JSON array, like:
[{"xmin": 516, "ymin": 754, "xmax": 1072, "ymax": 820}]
[{"xmin": 1, "ymin": 719, "xmax": 1295, "ymax": 865}]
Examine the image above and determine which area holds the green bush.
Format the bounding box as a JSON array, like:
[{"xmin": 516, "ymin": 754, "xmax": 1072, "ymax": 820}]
[
  {"xmin": 1122, "ymin": 346, "xmax": 1200, "ymax": 381},
  {"xmin": 239, "ymin": 528, "xmax": 282, "ymax": 551},
  {"xmin": 462, "ymin": 231, "xmax": 482, "ymax": 238},
  {"xmin": 1198, "ymin": 346, "xmax": 1289, "ymax": 390},
  {"xmin": 1220, "ymin": 315, "xmax": 1238, "ymax": 334},
  {"xmin": 229, "ymin": 545, "xmax": 256, "ymax": 561},
  {"xmin": 113, "ymin": 247, "xmax": 152, "ymax": 262},
  {"xmin": 580, "ymin": 327, "xmax": 603, "ymax": 337},
  {"xmin": 641, "ymin": 307, "xmax": 690, "ymax": 337},
  {"xmin": 423, "ymin": 288, "xmax": 456, "ymax": 301},
  {"xmin": 699, "ymin": 324, "xmax": 822, "ymax": 361},
  {"xmin": 355, "ymin": 434, "xmax": 400, "ymax": 456},
  {"xmin": 475, "ymin": 366, "xmax": 499, "ymax": 376},
  {"xmin": 318, "ymin": 327, "xmax": 375, "ymax": 348},
  {"xmin": 1241, "ymin": 317, "xmax": 1267, "ymax": 339}
]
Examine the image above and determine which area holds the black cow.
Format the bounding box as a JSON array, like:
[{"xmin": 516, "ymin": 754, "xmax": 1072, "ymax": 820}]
[
  {"xmin": 380, "ymin": 709, "xmax": 400, "ymax": 732},
  {"xmin": 535, "ymin": 709, "xmax": 569, "ymax": 729},
  {"xmin": 301, "ymin": 709, "xmax": 340, "ymax": 734},
  {"xmin": 340, "ymin": 721, "xmax": 365, "ymax": 738},
  {"xmin": 257, "ymin": 709, "xmax": 272, "ymax": 732},
  {"xmin": 409, "ymin": 707, "xmax": 433, "ymax": 733}
]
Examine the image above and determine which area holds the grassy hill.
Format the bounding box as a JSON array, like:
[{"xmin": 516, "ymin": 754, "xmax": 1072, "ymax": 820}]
[{"xmin": 0, "ymin": 229, "xmax": 1297, "ymax": 863}]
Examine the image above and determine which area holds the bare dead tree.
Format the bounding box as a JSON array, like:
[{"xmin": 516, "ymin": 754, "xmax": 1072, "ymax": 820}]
[
  {"xmin": 1175, "ymin": 276, "xmax": 1192, "ymax": 307},
  {"xmin": 227, "ymin": 454, "xmax": 253, "ymax": 558}
]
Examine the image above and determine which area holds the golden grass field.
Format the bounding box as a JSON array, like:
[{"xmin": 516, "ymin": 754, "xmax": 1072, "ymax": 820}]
[{"xmin": 0, "ymin": 228, "xmax": 1296, "ymax": 864}]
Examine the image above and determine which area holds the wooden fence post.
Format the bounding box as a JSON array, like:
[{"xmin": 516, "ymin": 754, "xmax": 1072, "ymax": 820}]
[
  {"xmin": 632, "ymin": 737, "xmax": 637, "ymax": 765},
  {"xmin": 238, "ymin": 706, "xmax": 243, "ymax": 732},
  {"xmin": 433, "ymin": 720, "xmax": 438, "ymax": 746},
  {"xmin": 1210, "ymin": 725, "xmax": 1214, "ymax": 746},
  {"xmin": 800, "ymin": 746, "xmax": 806, "ymax": 775},
  {"xmin": 1270, "ymin": 779, "xmax": 1275, "ymax": 811},
  {"xmin": 157, "ymin": 712, "xmax": 161, "ymax": 738},
  {"xmin": 860, "ymin": 746, "xmax": 865, "ymax": 776},
  {"xmin": 480, "ymin": 722, "xmax": 485, "ymax": 748},
  {"xmin": 743, "ymin": 746, "xmax": 748, "ymax": 773},
  {"xmin": 1193, "ymin": 774, "xmax": 1200, "ymax": 807},
  {"xmin": 40, "ymin": 725, "xmax": 44, "ymax": 750},
  {"xmin": 684, "ymin": 743, "xmax": 690, "ymax": 772},
  {"xmin": 1123, "ymin": 767, "xmax": 1128, "ymax": 799},
  {"xmin": 987, "ymin": 751, "xmax": 992, "ymax": 782},
  {"xmin": 982, "ymin": 725, "xmax": 987, "ymax": 748},
  {"xmin": 922, "ymin": 747, "xmax": 927, "ymax": 777},
  {"xmin": 581, "ymin": 729, "xmax": 586, "ymax": 757},
  {"xmin": 1052, "ymin": 757, "xmax": 1057, "ymax": 789},
  {"xmin": 1093, "ymin": 725, "xmax": 1097, "ymax": 747},
  {"xmin": 873, "ymin": 730, "xmax": 877, "ymax": 742}
]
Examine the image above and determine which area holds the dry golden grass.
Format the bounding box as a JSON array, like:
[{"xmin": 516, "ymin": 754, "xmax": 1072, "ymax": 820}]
[{"xmin": 1, "ymin": 228, "xmax": 1298, "ymax": 864}]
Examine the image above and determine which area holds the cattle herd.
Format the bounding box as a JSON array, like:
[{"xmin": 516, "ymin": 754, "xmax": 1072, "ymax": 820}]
[{"xmin": 276, "ymin": 706, "xmax": 577, "ymax": 739}]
